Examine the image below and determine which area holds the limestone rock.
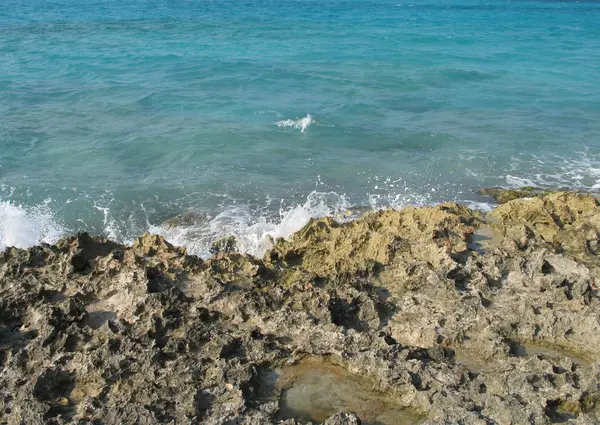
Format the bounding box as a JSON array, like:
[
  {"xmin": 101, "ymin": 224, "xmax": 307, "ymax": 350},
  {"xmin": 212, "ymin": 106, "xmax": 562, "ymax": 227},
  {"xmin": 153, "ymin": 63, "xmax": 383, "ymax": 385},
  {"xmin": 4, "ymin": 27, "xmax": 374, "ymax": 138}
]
[
  {"xmin": 1, "ymin": 192, "xmax": 599, "ymax": 424},
  {"xmin": 478, "ymin": 186, "xmax": 552, "ymax": 203},
  {"xmin": 161, "ymin": 211, "xmax": 208, "ymax": 230},
  {"xmin": 210, "ymin": 235, "xmax": 238, "ymax": 255},
  {"xmin": 323, "ymin": 411, "xmax": 362, "ymax": 425}
]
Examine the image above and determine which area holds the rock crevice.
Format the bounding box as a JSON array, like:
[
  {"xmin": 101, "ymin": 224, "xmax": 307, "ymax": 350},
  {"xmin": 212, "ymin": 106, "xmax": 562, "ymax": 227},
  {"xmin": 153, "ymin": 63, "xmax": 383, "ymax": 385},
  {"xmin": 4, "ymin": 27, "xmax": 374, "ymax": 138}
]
[{"xmin": 1, "ymin": 192, "xmax": 599, "ymax": 424}]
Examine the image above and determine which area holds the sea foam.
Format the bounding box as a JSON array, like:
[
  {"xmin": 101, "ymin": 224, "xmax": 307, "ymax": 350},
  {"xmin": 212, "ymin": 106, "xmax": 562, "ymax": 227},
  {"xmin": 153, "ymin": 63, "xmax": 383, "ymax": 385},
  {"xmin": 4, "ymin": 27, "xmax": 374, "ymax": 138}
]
[
  {"xmin": 276, "ymin": 114, "xmax": 314, "ymax": 132},
  {"xmin": 0, "ymin": 190, "xmax": 412, "ymax": 258},
  {"xmin": 150, "ymin": 191, "xmax": 351, "ymax": 259},
  {"xmin": 0, "ymin": 188, "xmax": 487, "ymax": 258},
  {"xmin": 0, "ymin": 200, "xmax": 64, "ymax": 250}
]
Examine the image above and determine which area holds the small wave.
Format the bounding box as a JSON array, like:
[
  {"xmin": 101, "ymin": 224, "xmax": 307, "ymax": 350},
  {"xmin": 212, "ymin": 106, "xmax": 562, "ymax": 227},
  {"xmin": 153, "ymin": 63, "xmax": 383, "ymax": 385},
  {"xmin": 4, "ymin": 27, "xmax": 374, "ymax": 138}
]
[
  {"xmin": 0, "ymin": 200, "xmax": 64, "ymax": 250},
  {"xmin": 502, "ymin": 153, "xmax": 600, "ymax": 191},
  {"xmin": 150, "ymin": 187, "xmax": 440, "ymax": 259},
  {"xmin": 150, "ymin": 191, "xmax": 351, "ymax": 259},
  {"xmin": 276, "ymin": 114, "xmax": 314, "ymax": 132},
  {"xmin": 505, "ymin": 175, "xmax": 538, "ymax": 188},
  {"xmin": 7, "ymin": 167, "xmax": 596, "ymax": 260},
  {"xmin": 94, "ymin": 203, "xmax": 132, "ymax": 244},
  {"xmin": 0, "ymin": 189, "xmax": 425, "ymax": 258}
]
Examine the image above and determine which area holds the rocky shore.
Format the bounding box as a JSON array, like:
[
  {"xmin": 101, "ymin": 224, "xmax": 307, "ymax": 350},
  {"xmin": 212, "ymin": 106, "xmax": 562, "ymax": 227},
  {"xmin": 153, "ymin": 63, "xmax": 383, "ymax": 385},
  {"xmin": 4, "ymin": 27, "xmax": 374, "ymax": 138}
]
[{"xmin": 1, "ymin": 191, "xmax": 599, "ymax": 424}]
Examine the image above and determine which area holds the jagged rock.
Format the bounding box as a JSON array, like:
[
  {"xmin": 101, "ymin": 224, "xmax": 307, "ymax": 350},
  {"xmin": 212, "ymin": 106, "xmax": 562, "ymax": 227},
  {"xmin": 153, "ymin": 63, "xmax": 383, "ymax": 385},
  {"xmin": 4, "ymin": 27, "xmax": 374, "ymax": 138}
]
[
  {"xmin": 161, "ymin": 211, "xmax": 208, "ymax": 230},
  {"xmin": 209, "ymin": 235, "xmax": 238, "ymax": 255},
  {"xmin": 267, "ymin": 202, "xmax": 480, "ymax": 279},
  {"xmin": 478, "ymin": 186, "xmax": 553, "ymax": 203},
  {"xmin": 0, "ymin": 192, "xmax": 599, "ymax": 424},
  {"xmin": 323, "ymin": 411, "xmax": 362, "ymax": 425}
]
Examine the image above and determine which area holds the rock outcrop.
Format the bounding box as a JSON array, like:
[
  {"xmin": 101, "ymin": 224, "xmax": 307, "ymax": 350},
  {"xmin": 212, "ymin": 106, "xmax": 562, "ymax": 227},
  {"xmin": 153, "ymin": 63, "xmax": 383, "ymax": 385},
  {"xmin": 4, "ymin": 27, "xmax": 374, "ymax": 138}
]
[{"xmin": 1, "ymin": 192, "xmax": 599, "ymax": 424}]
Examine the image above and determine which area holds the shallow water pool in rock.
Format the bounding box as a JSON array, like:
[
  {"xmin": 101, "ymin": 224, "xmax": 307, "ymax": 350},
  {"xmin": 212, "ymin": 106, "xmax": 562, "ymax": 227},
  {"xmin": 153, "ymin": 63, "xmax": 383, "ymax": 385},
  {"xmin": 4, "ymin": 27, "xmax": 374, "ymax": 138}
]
[
  {"xmin": 452, "ymin": 349, "xmax": 492, "ymax": 373},
  {"xmin": 451, "ymin": 341, "xmax": 594, "ymax": 374},
  {"xmin": 510, "ymin": 341, "xmax": 593, "ymax": 366},
  {"xmin": 468, "ymin": 225, "xmax": 503, "ymax": 254},
  {"xmin": 259, "ymin": 357, "xmax": 422, "ymax": 425}
]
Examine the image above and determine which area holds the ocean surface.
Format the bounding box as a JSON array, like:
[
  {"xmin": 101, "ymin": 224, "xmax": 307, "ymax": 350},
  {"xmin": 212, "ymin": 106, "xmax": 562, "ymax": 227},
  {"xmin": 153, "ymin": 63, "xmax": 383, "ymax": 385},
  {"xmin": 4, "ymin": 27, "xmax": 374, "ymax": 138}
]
[{"xmin": 1, "ymin": 0, "xmax": 600, "ymax": 257}]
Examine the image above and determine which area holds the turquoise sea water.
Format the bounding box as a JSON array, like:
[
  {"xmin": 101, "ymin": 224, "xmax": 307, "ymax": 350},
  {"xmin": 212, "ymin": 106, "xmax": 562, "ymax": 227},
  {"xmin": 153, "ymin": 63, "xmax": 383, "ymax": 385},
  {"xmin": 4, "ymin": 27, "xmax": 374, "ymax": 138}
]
[{"xmin": 1, "ymin": 0, "xmax": 600, "ymax": 256}]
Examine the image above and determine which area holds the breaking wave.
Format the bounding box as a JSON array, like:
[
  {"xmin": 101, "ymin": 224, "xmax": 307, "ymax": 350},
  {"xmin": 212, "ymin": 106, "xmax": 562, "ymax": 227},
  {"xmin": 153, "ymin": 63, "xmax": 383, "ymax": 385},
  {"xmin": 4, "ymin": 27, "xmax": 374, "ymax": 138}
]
[
  {"xmin": 275, "ymin": 113, "xmax": 314, "ymax": 132},
  {"xmin": 0, "ymin": 200, "xmax": 65, "ymax": 250},
  {"xmin": 149, "ymin": 191, "xmax": 352, "ymax": 258},
  {"xmin": 2, "ymin": 159, "xmax": 597, "ymax": 259},
  {"xmin": 0, "ymin": 189, "xmax": 430, "ymax": 259}
]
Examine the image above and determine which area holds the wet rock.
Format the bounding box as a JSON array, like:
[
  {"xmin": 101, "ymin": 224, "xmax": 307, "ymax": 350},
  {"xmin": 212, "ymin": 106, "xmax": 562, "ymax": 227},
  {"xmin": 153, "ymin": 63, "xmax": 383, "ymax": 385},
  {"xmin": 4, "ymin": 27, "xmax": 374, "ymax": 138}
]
[
  {"xmin": 323, "ymin": 411, "xmax": 362, "ymax": 425},
  {"xmin": 1, "ymin": 192, "xmax": 600, "ymax": 424},
  {"xmin": 161, "ymin": 211, "xmax": 208, "ymax": 230},
  {"xmin": 478, "ymin": 186, "xmax": 553, "ymax": 203},
  {"xmin": 210, "ymin": 235, "xmax": 238, "ymax": 255}
]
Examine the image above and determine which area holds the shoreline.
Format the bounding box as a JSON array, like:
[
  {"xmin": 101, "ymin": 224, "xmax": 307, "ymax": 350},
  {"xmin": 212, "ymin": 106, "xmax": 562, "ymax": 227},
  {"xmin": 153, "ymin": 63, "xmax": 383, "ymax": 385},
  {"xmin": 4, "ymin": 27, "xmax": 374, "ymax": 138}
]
[
  {"xmin": 3, "ymin": 185, "xmax": 600, "ymax": 260},
  {"xmin": 1, "ymin": 190, "xmax": 599, "ymax": 424}
]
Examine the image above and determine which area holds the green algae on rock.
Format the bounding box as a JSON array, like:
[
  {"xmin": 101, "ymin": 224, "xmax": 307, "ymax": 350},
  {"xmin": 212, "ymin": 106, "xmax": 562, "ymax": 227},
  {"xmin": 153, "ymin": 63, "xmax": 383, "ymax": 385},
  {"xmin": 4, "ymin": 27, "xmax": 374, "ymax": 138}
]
[
  {"xmin": 1, "ymin": 192, "xmax": 600, "ymax": 424},
  {"xmin": 478, "ymin": 186, "xmax": 552, "ymax": 203},
  {"xmin": 210, "ymin": 235, "xmax": 239, "ymax": 255},
  {"xmin": 161, "ymin": 212, "xmax": 209, "ymax": 230}
]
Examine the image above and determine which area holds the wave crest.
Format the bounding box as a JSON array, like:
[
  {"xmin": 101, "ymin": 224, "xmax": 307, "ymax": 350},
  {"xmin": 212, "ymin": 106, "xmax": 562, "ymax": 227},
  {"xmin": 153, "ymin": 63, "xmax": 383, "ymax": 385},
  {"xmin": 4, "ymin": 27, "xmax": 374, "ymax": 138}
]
[
  {"xmin": 276, "ymin": 113, "xmax": 314, "ymax": 132},
  {"xmin": 150, "ymin": 191, "xmax": 351, "ymax": 258}
]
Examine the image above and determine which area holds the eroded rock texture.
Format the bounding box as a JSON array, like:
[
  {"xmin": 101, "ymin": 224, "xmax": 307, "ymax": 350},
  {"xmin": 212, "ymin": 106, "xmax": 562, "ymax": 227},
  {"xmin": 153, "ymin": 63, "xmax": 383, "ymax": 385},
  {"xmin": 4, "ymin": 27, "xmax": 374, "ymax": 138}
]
[{"xmin": 1, "ymin": 192, "xmax": 599, "ymax": 424}]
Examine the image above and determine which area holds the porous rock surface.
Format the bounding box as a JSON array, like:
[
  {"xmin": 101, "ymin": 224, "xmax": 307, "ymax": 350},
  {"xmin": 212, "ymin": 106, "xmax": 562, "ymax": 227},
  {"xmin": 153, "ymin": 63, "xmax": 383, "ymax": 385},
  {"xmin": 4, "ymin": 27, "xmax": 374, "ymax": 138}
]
[{"xmin": 1, "ymin": 192, "xmax": 599, "ymax": 424}]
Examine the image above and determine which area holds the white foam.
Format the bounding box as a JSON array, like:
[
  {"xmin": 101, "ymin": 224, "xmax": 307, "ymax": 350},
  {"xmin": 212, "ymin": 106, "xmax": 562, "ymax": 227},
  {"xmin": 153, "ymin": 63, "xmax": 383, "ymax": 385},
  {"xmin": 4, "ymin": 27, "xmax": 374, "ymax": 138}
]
[
  {"xmin": 276, "ymin": 113, "xmax": 314, "ymax": 132},
  {"xmin": 0, "ymin": 200, "xmax": 64, "ymax": 250},
  {"xmin": 502, "ymin": 153, "xmax": 600, "ymax": 191},
  {"xmin": 0, "ymin": 188, "xmax": 427, "ymax": 259},
  {"xmin": 94, "ymin": 203, "xmax": 131, "ymax": 244},
  {"xmin": 366, "ymin": 177, "xmax": 432, "ymax": 211},
  {"xmin": 149, "ymin": 186, "xmax": 443, "ymax": 259},
  {"xmin": 150, "ymin": 191, "xmax": 351, "ymax": 259},
  {"xmin": 505, "ymin": 175, "xmax": 538, "ymax": 188}
]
